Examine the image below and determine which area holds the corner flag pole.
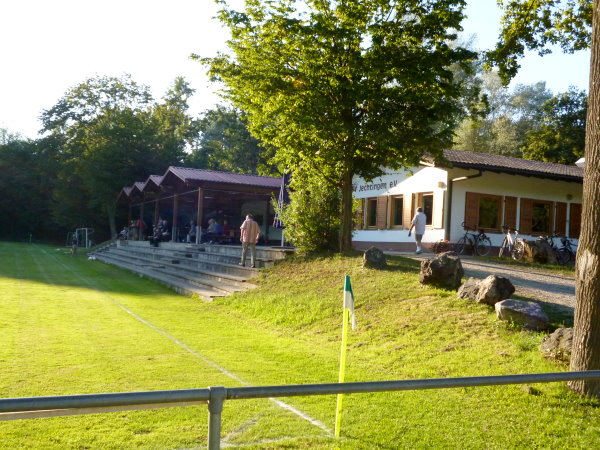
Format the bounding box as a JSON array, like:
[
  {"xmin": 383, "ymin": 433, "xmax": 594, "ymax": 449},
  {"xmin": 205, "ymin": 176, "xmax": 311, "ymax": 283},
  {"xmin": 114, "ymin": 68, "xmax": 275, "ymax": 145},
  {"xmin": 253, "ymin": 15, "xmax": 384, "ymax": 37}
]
[{"xmin": 335, "ymin": 275, "xmax": 355, "ymax": 438}]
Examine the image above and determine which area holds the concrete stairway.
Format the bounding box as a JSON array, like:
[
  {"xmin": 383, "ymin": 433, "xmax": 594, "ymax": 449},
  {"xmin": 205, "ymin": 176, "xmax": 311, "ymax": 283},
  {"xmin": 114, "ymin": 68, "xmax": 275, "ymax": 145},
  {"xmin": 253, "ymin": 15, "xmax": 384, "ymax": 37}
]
[{"xmin": 91, "ymin": 240, "xmax": 293, "ymax": 301}]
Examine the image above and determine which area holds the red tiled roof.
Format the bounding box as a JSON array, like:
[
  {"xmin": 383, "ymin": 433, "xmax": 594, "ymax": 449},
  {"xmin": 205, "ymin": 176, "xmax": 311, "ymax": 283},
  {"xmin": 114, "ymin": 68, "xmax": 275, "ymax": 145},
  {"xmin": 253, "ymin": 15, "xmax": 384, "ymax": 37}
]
[
  {"xmin": 165, "ymin": 166, "xmax": 282, "ymax": 189},
  {"xmin": 434, "ymin": 149, "xmax": 583, "ymax": 183}
]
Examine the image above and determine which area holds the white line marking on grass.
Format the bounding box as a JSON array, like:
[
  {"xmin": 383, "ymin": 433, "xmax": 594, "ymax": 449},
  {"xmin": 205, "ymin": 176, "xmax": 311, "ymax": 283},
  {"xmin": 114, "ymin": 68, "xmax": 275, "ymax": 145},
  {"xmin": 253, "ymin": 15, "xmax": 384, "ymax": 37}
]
[{"xmin": 35, "ymin": 246, "xmax": 332, "ymax": 436}]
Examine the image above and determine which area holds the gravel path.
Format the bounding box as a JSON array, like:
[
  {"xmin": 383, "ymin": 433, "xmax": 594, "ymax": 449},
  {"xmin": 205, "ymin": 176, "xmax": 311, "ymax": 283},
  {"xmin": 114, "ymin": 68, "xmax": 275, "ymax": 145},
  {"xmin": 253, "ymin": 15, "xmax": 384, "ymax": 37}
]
[
  {"xmin": 387, "ymin": 252, "xmax": 576, "ymax": 314},
  {"xmin": 459, "ymin": 258, "xmax": 575, "ymax": 312}
]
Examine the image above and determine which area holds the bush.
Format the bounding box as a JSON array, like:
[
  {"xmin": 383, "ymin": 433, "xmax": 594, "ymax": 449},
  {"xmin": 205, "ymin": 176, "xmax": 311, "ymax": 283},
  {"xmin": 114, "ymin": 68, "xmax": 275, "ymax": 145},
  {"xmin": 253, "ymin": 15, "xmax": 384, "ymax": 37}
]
[{"xmin": 274, "ymin": 171, "xmax": 341, "ymax": 253}]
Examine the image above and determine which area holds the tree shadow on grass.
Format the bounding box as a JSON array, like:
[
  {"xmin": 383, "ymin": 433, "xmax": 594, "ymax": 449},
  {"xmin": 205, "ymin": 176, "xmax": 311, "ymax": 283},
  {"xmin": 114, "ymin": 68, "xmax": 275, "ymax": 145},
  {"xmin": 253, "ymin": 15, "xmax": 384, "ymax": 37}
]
[
  {"xmin": 0, "ymin": 242, "xmax": 172, "ymax": 296},
  {"xmin": 381, "ymin": 254, "xmax": 422, "ymax": 273}
]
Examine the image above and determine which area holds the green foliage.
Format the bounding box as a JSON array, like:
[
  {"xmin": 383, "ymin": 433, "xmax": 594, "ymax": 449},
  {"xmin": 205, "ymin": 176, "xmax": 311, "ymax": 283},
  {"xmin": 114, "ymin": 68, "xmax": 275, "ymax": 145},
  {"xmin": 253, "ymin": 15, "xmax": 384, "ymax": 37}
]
[
  {"xmin": 274, "ymin": 172, "xmax": 341, "ymax": 253},
  {"xmin": 40, "ymin": 75, "xmax": 196, "ymax": 238},
  {"xmin": 200, "ymin": 0, "xmax": 480, "ymax": 251},
  {"xmin": 522, "ymin": 88, "xmax": 587, "ymax": 164},
  {"xmin": 0, "ymin": 127, "xmax": 21, "ymax": 145},
  {"xmin": 185, "ymin": 106, "xmax": 277, "ymax": 175},
  {"xmin": 0, "ymin": 136, "xmax": 63, "ymax": 241},
  {"xmin": 486, "ymin": 0, "xmax": 592, "ymax": 83},
  {"xmin": 454, "ymin": 72, "xmax": 552, "ymax": 156},
  {"xmin": 454, "ymin": 71, "xmax": 586, "ymax": 163}
]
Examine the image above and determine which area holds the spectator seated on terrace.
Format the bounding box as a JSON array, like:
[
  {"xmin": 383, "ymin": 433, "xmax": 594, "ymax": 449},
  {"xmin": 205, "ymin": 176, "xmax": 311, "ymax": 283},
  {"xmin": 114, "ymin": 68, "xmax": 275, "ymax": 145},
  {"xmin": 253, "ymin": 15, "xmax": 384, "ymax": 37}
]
[
  {"xmin": 185, "ymin": 220, "xmax": 197, "ymax": 243},
  {"xmin": 220, "ymin": 219, "xmax": 235, "ymax": 244},
  {"xmin": 149, "ymin": 220, "xmax": 170, "ymax": 247},
  {"xmin": 201, "ymin": 218, "xmax": 224, "ymax": 244},
  {"xmin": 118, "ymin": 227, "xmax": 128, "ymax": 240}
]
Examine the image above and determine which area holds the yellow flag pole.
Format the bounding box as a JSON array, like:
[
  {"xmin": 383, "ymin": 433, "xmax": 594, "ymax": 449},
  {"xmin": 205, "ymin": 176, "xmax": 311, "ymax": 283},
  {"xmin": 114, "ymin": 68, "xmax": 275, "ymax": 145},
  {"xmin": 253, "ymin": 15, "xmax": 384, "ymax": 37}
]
[{"xmin": 334, "ymin": 306, "xmax": 350, "ymax": 437}]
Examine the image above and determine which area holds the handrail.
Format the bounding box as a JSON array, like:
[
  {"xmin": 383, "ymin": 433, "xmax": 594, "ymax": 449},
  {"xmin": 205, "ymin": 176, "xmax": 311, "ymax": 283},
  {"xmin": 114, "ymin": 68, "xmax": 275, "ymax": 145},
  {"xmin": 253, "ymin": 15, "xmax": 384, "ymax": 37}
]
[{"xmin": 1, "ymin": 371, "xmax": 600, "ymax": 449}]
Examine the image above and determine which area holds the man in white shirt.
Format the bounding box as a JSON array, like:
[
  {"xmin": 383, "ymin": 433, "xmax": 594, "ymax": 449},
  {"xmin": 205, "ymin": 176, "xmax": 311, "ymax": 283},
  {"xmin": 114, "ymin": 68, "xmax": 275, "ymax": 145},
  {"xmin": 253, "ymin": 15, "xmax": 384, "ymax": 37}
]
[{"xmin": 408, "ymin": 207, "xmax": 427, "ymax": 254}]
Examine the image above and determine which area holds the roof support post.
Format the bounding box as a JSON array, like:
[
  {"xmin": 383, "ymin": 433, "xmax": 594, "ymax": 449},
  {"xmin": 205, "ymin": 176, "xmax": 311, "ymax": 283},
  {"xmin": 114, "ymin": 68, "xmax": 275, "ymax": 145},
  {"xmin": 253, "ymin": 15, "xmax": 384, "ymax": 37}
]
[
  {"xmin": 139, "ymin": 202, "xmax": 145, "ymax": 241},
  {"xmin": 154, "ymin": 199, "xmax": 160, "ymax": 228},
  {"xmin": 172, "ymin": 193, "xmax": 179, "ymax": 243},
  {"xmin": 196, "ymin": 188, "xmax": 204, "ymax": 245}
]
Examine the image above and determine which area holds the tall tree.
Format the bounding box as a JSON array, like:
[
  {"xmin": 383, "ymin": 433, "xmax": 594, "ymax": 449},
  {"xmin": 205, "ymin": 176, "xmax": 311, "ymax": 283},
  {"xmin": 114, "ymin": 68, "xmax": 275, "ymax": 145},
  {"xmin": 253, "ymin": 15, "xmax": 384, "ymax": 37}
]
[
  {"xmin": 488, "ymin": 0, "xmax": 599, "ymax": 398},
  {"xmin": 200, "ymin": 0, "xmax": 479, "ymax": 252},
  {"xmin": 41, "ymin": 75, "xmax": 193, "ymax": 238},
  {"xmin": 454, "ymin": 72, "xmax": 553, "ymax": 157},
  {"xmin": 0, "ymin": 136, "xmax": 62, "ymax": 241},
  {"xmin": 185, "ymin": 106, "xmax": 276, "ymax": 175},
  {"xmin": 522, "ymin": 88, "xmax": 587, "ymax": 164}
]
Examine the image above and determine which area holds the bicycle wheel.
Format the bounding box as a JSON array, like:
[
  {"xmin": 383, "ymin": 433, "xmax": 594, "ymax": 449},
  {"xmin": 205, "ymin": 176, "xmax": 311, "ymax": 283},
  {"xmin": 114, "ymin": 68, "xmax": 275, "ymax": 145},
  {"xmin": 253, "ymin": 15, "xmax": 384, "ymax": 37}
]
[
  {"xmin": 499, "ymin": 238, "xmax": 508, "ymax": 257},
  {"xmin": 455, "ymin": 237, "xmax": 468, "ymax": 255},
  {"xmin": 475, "ymin": 236, "xmax": 491, "ymax": 256},
  {"xmin": 556, "ymin": 248, "xmax": 572, "ymax": 265},
  {"xmin": 512, "ymin": 240, "xmax": 525, "ymax": 260}
]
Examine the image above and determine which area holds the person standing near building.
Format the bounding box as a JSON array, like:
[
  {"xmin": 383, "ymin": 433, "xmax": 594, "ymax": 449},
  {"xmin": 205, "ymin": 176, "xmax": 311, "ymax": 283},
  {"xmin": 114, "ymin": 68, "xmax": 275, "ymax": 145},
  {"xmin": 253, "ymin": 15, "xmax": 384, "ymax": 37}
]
[
  {"xmin": 408, "ymin": 207, "xmax": 427, "ymax": 254},
  {"xmin": 239, "ymin": 214, "xmax": 261, "ymax": 268}
]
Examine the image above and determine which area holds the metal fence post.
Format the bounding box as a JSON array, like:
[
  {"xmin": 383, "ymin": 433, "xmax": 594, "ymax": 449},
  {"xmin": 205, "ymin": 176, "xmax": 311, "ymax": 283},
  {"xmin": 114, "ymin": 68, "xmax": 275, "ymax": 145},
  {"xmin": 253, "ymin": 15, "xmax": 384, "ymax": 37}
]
[{"xmin": 207, "ymin": 386, "xmax": 226, "ymax": 450}]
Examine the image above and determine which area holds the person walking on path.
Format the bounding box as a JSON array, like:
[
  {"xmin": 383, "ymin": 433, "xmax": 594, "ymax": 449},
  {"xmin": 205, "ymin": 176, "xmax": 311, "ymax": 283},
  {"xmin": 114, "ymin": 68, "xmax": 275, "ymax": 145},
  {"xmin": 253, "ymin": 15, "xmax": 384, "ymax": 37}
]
[
  {"xmin": 239, "ymin": 214, "xmax": 261, "ymax": 268},
  {"xmin": 408, "ymin": 207, "xmax": 427, "ymax": 254}
]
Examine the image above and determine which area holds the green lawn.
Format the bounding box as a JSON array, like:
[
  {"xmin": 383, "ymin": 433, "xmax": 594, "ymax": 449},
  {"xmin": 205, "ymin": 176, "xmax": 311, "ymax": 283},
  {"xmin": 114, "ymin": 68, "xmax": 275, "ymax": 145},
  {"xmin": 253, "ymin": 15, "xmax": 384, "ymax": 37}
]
[{"xmin": 0, "ymin": 242, "xmax": 598, "ymax": 449}]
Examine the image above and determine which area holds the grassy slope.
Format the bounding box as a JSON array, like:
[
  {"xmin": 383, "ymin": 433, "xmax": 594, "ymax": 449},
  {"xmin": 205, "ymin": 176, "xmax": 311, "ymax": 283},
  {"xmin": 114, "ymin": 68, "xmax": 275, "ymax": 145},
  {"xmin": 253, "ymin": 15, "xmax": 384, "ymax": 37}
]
[{"xmin": 0, "ymin": 243, "xmax": 598, "ymax": 449}]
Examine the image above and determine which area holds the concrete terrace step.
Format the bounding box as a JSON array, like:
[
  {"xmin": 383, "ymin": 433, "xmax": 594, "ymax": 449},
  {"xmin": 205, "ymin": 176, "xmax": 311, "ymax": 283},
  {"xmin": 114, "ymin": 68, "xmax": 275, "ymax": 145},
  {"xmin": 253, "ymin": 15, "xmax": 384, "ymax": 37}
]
[
  {"xmin": 173, "ymin": 249, "xmax": 273, "ymax": 268},
  {"xmin": 189, "ymin": 243, "xmax": 293, "ymax": 261},
  {"xmin": 90, "ymin": 240, "xmax": 290, "ymax": 300},
  {"xmin": 106, "ymin": 248, "xmax": 257, "ymax": 294},
  {"xmin": 113, "ymin": 242, "xmax": 270, "ymax": 268},
  {"xmin": 109, "ymin": 247, "xmax": 260, "ymax": 278},
  {"xmin": 94, "ymin": 253, "xmax": 226, "ymax": 301}
]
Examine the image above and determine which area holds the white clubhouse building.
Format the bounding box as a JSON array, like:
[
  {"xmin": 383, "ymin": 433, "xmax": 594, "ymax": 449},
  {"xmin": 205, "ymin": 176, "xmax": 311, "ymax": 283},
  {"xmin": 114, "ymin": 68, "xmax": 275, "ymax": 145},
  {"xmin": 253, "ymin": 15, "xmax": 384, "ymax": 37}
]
[{"xmin": 352, "ymin": 149, "xmax": 583, "ymax": 252}]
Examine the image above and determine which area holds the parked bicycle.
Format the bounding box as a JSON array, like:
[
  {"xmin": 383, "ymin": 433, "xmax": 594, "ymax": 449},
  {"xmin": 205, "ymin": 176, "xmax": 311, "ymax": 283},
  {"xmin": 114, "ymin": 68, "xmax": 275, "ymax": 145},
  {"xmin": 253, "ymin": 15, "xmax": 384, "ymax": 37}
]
[
  {"xmin": 455, "ymin": 222, "xmax": 491, "ymax": 256},
  {"xmin": 556, "ymin": 236, "xmax": 576, "ymax": 265},
  {"xmin": 499, "ymin": 226, "xmax": 525, "ymax": 260},
  {"xmin": 537, "ymin": 233, "xmax": 577, "ymax": 265}
]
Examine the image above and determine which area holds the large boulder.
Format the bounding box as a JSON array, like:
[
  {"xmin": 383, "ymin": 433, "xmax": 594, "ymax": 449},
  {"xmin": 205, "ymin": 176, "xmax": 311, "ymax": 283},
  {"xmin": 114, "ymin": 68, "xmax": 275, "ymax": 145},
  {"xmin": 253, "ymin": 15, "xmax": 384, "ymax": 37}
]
[
  {"xmin": 495, "ymin": 299, "xmax": 549, "ymax": 331},
  {"xmin": 524, "ymin": 239, "xmax": 557, "ymax": 265},
  {"xmin": 457, "ymin": 275, "xmax": 515, "ymax": 306},
  {"xmin": 419, "ymin": 252, "xmax": 464, "ymax": 290},
  {"xmin": 363, "ymin": 246, "xmax": 387, "ymax": 269},
  {"xmin": 540, "ymin": 327, "xmax": 573, "ymax": 363}
]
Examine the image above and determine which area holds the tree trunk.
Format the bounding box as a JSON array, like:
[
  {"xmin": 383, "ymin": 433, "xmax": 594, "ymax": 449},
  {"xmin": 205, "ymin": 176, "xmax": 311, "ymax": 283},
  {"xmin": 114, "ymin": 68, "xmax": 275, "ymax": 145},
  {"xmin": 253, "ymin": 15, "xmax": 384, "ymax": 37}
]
[
  {"xmin": 107, "ymin": 203, "xmax": 117, "ymax": 239},
  {"xmin": 568, "ymin": 0, "xmax": 600, "ymax": 398},
  {"xmin": 339, "ymin": 170, "xmax": 354, "ymax": 253}
]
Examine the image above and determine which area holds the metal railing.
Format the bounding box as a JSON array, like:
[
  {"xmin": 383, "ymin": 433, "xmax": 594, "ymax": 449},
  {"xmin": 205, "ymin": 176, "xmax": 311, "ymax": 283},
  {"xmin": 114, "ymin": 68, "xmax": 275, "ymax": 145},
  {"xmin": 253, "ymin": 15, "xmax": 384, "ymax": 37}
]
[{"xmin": 2, "ymin": 371, "xmax": 600, "ymax": 449}]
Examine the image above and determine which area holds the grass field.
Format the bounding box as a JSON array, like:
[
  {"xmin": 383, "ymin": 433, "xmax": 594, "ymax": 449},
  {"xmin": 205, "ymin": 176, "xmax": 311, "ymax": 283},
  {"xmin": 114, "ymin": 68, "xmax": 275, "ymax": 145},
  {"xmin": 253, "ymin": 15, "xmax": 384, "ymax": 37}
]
[{"xmin": 0, "ymin": 242, "xmax": 598, "ymax": 449}]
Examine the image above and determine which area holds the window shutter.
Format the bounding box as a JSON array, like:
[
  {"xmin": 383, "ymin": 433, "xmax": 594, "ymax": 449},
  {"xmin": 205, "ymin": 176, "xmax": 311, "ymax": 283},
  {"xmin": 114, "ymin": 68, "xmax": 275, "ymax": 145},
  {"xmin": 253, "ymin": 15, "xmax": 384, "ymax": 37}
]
[
  {"xmin": 503, "ymin": 196, "xmax": 517, "ymax": 229},
  {"xmin": 354, "ymin": 199, "xmax": 365, "ymax": 230},
  {"xmin": 555, "ymin": 202, "xmax": 567, "ymax": 236},
  {"xmin": 433, "ymin": 190, "xmax": 444, "ymax": 229},
  {"xmin": 403, "ymin": 193, "xmax": 413, "ymax": 230},
  {"xmin": 376, "ymin": 196, "xmax": 388, "ymax": 229},
  {"xmin": 570, "ymin": 203, "xmax": 582, "ymax": 238},
  {"xmin": 519, "ymin": 198, "xmax": 533, "ymax": 235},
  {"xmin": 464, "ymin": 192, "xmax": 479, "ymax": 229}
]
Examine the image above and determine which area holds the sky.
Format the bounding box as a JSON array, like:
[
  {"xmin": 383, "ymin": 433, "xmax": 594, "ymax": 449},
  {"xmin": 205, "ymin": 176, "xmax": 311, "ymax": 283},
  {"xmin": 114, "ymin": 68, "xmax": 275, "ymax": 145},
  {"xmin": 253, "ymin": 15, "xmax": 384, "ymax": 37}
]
[{"xmin": 0, "ymin": 0, "xmax": 591, "ymax": 139}]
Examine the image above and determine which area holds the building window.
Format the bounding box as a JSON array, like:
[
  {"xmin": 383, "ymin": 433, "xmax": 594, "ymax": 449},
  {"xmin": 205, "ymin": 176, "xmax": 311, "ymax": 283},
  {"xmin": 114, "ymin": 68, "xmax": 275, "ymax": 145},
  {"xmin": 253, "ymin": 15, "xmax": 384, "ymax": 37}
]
[
  {"xmin": 465, "ymin": 192, "xmax": 502, "ymax": 232},
  {"xmin": 366, "ymin": 198, "xmax": 378, "ymax": 228},
  {"xmin": 390, "ymin": 196, "xmax": 403, "ymax": 227},
  {"xmin": 531, "ymin": 201, "xmax": 552, "ymax": 234},
  {"xmin": 478, "ymin": 195, "xmax": 501, "ymax": 231},
  {"xmin": 415, "ymin": 193, "xmax": 433, "ymax": 226}
]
